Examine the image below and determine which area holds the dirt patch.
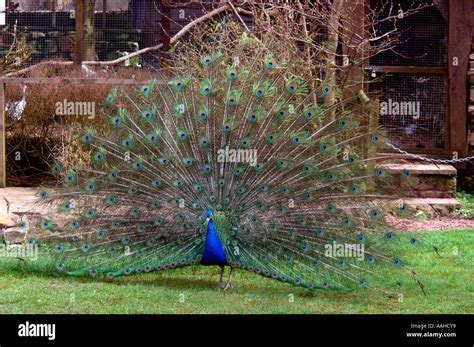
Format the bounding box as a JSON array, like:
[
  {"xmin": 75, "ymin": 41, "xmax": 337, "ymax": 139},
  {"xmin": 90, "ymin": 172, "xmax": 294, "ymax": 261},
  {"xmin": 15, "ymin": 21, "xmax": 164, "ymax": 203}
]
[{"xmin": 385, "ymin": 214, "xmax": 474, "ymax": 232}]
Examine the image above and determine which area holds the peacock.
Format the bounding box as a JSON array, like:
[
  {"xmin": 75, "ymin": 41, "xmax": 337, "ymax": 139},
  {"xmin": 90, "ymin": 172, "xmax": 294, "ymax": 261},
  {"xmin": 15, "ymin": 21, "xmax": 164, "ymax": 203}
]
[{"xmin": 24, "ymin": 34, "xmax": 426, "ymax": 293}]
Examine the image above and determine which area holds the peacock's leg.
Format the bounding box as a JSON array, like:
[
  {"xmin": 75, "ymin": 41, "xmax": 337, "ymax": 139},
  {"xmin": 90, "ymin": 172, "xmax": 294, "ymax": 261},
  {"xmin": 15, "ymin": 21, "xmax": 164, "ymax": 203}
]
[
  {"xmin": 224, "ymin": 267, "xmax": 234, "ymax": 291},
  {"xmin": 218, "ymin": 265, "xmax": 225, "ymax": 289}
]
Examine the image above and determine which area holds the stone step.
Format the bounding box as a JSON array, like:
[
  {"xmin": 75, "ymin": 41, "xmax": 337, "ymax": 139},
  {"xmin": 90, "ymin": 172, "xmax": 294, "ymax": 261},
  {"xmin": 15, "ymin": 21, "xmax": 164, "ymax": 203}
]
[
  {"xmin": 380, "ymin": 163, "xmax": 457, "ymax": 175},
  {"xmin": 380, "ymin": 162, "xmax": 457, "ymax": 199},
  {"xmin": 402, "ymin": 198, "xmax": 461, "ymax": 214},
  {"xmin": 0, "ymin": 187, "xmax": 43, "ymax": 228}
]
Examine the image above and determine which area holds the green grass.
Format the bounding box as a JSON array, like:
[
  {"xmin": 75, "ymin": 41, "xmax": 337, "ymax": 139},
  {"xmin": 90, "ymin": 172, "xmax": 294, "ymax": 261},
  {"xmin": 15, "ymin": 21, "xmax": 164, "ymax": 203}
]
[
  {"xmin": 453, "ymin": 191, "xmax": 474, "ymax": 218},
  {"xmin": 0, "ymin": 229, "xmax": 472, "ymax": 314}
]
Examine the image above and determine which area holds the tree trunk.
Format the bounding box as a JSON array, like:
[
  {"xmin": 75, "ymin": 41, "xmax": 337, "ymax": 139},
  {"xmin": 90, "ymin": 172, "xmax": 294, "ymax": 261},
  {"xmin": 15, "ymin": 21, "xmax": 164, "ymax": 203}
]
[
  {"xmin": 83, "ymin": 0, "xmax": 95, "ymax": 61},
  {"xmin": 325, "ymin": 0, "xmax": 343, "ymax": 120}
]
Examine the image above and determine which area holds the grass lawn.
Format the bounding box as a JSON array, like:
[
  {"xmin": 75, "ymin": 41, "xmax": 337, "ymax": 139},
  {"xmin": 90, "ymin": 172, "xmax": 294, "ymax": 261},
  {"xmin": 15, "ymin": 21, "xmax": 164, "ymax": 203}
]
[{"xmin": 0, "ymin": 228, "xmax": 472, "ymax": 314}]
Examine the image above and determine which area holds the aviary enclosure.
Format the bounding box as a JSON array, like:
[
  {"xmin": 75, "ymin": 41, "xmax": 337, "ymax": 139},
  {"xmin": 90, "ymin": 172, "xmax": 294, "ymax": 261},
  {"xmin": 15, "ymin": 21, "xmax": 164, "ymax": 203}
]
[{"xmin": 0, "ymin": 0, "xmax": 472, "ymax": 335}]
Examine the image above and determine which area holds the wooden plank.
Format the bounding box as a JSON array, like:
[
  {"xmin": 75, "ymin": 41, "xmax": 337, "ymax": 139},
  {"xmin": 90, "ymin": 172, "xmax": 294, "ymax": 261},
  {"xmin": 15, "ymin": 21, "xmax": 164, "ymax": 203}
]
[
  {"xmin": 140, "ymin": 0, "xmax": 160, "ymax": 50},
  {"xmin": 52, "ymin": 0, "xmax": 57, "ymax": 28},
  {"xmin": 378, "ymin": 151, "xmax": 452, "ymax": 158},
  {"xmin": 448, "ymin": 0, "xmax": 471, "ymax": 160},
  {"xmin": 347, "ymin": 0, "xmax": 378, "ymax": 188},
  {"xmin": 73, "ymin": 0, "xmax": 84, "ymax": 67},
  {"xmin": 367, "ymin": 99, "xmax": 378, "ymax": 192},
  {"xmin": 341, "ymin": 0, "xmax": 365, "ymax": 95},
  {"xmin": 372, "ymin": 65, "xmax": 447, "ymax": 75},
  {"xmin": 381, "ymin": 163, "xmax": 457, "ymax": 175},
  {"xmin": 0, "ymin": 83, "xmax": 5, "ymax": 188},
  {"xmin": 340, "ymin": 0, "xmax": 373, "ymax": 188},
  {"xmin": 471, "ymin": 0, "xmax": 474, "ymax": 32},
  {"xmin": 161, "ymin": 0, "xmax": 171, "ymax": 65},
  {"xmin": 102, "ymin": 0, "xmax": 107, "ymax": 29},
  {"xmin": 83, "ymin": 0, "xmax": 95, "ymax": 61},
  {"xmin": 433, "ymin": 0, "xmax": 448, "ymax": 22}
]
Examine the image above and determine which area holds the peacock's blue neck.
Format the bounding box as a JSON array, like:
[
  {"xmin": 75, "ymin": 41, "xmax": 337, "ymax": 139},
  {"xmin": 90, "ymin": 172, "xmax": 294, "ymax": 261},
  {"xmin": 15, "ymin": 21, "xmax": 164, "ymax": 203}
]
[{"xmin": 201, "ymin": 219, "xmax": 227, "ymax": 266}]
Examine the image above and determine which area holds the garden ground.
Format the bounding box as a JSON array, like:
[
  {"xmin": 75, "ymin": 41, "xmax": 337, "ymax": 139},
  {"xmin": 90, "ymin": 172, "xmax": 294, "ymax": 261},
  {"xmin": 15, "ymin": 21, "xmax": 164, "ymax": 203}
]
[{"xmin": 0, "ymin": 228, "xmax": 472, "ymax": 314}]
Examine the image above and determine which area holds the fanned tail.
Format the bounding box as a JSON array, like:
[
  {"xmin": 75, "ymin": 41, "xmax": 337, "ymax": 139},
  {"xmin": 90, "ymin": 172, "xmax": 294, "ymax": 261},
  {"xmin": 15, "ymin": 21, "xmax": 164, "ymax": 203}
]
[{"xmin": 25, "ymin": 33, "xmax": 427, "ymax": 292}]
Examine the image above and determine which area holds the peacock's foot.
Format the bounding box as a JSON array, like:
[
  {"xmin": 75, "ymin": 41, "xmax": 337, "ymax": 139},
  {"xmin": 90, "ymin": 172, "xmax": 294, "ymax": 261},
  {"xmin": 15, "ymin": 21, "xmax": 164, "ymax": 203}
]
[
  {"xmin": 217, "ymin": 265, "xmax": 225, "ymax": 289},
  {"xmin": 223, "ymin": 267, "xmax": 234, "ymax": 290},
  {"xmin": 223, "ymin": 281, "xmax": 233, "ymax": 291}
]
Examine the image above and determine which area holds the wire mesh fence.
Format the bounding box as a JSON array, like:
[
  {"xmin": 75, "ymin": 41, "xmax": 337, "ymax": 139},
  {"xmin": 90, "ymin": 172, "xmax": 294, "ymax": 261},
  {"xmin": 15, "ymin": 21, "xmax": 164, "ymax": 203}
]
[
  {"xmin": 371, "ymin": 73, "xmax": 447, "ymax": 150},
  {"xmin": 0, "ymin": 1, "xmax": 255, "ymax": 68},
  {"xmin": 369, "ymin": 0, "xmax": 448, "ymax": 151},
  {"xmin": 369, "ymin": 0, "xmax": 447, "ymax": 68},
  {"xmin": 3, "ymin": 1, "xmax": 76, "ymax": 64},
  {"xmin": 0, "ymin": 0, "xmax": 452, "ymax": 154},
  {"xmin": 2, "ymin": 0, "xmax": 164, "ymax": 67}
]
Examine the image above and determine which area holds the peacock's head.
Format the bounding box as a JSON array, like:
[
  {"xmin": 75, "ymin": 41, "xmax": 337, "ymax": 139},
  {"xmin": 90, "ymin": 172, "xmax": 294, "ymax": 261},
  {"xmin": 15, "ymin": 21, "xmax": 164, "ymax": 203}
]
[{"xmin": 205, "ymin": 209, "xmax": 213, "ymax": 222}]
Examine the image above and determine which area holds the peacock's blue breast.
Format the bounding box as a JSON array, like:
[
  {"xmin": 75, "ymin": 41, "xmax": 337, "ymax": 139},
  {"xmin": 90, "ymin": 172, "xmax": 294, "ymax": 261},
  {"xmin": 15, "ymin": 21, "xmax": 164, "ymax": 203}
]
[{"xmin": 201, "ymin": 219, "xmax": 227, "ymax": 265}]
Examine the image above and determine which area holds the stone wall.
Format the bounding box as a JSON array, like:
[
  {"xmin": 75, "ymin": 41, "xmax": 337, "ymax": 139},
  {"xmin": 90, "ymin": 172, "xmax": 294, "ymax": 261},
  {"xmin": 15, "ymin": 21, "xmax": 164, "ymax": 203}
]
[{"xmin": 380, "ymin": 163, "xmax": 458, "ymax": 199}]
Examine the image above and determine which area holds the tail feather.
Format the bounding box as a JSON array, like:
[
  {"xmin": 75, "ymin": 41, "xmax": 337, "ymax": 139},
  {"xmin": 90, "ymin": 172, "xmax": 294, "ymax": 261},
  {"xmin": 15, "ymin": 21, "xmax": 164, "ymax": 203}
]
[{"xmin": 25, "ymin": 34, "xmax": 429, "ymax": 292}]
